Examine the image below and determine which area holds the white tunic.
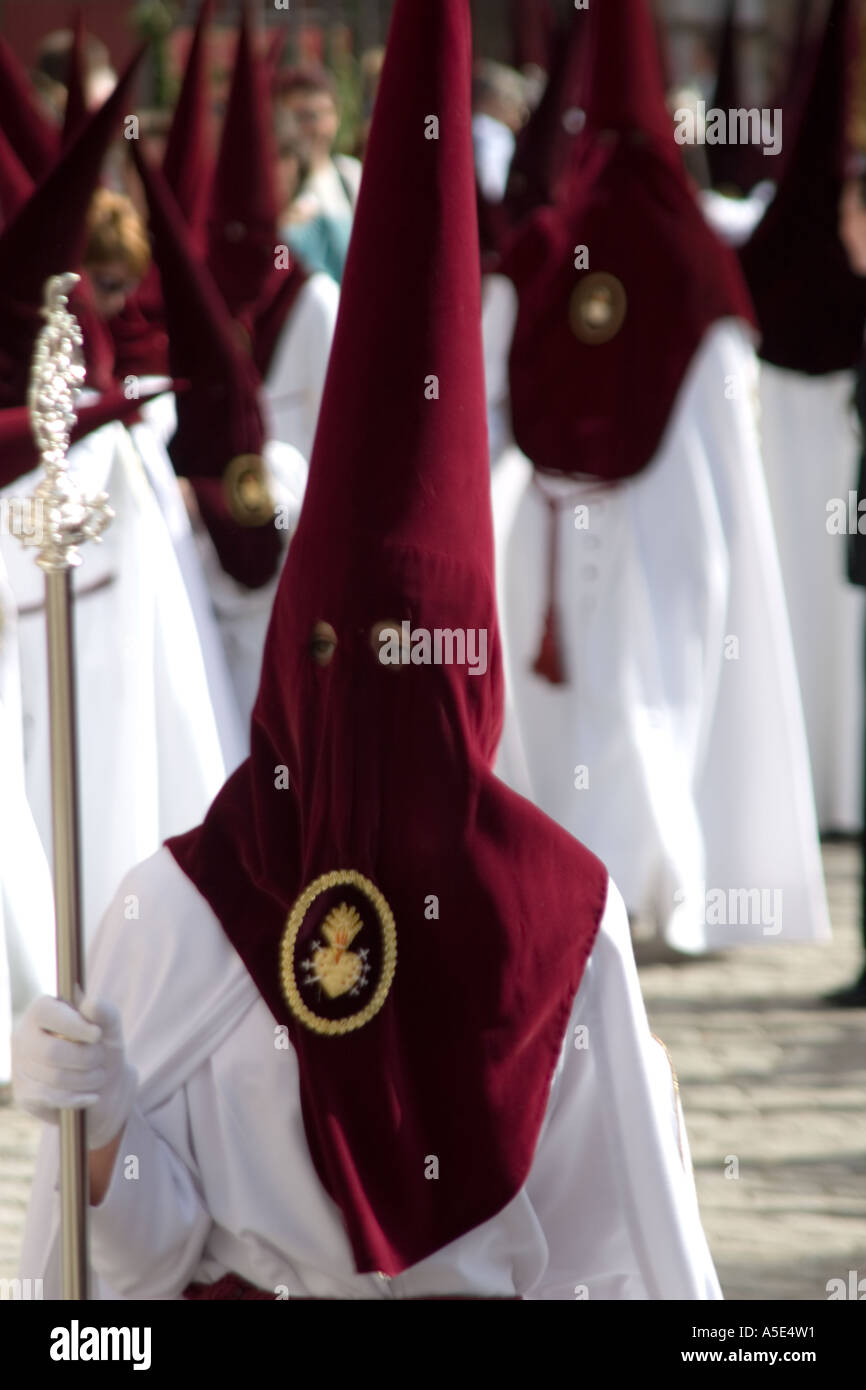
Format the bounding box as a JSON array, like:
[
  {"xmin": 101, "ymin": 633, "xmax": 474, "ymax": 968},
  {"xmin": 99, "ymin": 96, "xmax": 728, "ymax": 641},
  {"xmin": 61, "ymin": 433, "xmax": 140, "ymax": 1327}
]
[
  {"xmin": 0, "ymin": 555, "xmax": 55, "ymax": 1084},
  {"xmin": 484, "ymin": 275, "xmax": 830, "ymax": 952},
  {"xmin": 262, "ymin": 272, "xmax": 339, "ymax": 463},
  {"xmin": 127, "ymin": 404, "xmax": 247, "ymax": 777},
  {"xmin": 758, "ymin": 363, "xmax": 865, "ymax": 832},
  {"xmin": 0, "ymin": 421, "xmax": 227, "ymax": 940},
  {"xmin": 19, "ymin": 847, "xmax": 721, "ymax": 1300}
]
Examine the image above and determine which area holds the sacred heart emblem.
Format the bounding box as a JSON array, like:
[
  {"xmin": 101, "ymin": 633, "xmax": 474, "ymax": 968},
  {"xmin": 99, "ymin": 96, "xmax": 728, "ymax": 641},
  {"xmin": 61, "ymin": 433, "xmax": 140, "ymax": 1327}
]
[
  {"xmin": 280, "ymin": 870, "xmax": 397, "ymax": 1037},
  {"xmin": 308, "ymin": 903, "xmax": 366, "ymax": 998}
]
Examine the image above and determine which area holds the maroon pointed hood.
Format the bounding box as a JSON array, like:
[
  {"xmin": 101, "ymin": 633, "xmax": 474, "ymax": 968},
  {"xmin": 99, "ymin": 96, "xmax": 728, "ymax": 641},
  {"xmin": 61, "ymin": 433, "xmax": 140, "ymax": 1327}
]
[
  {"xmin": 739, "ymin": 0, "xmax": 866, "ymax": 374},
  {"xmin": 0, "ymin": 48, "xmax": 145, "ymax": 408},
  {"xmin": 132, "ymin": 141, "xmax": 281, "ymax": 591},
  {"xmin": 0, "ymin": 37, "xmax": 59, "ymax": 180},
  {"xmin": 0, "ymin": 126, "xmax": 34, "ymax": 225},
  {"xmin": 506, "ymin": 0, "xmax": 755, "ymax": 488},
  {"xmin": 503, "ymin": 9, "xmax": 588, "ymax": 232},
  {"xmin": 206, "ymin": 3, "xmax": 278, "ymax": 320},
  {"xmin": 169, "ymin": 0, "xmax": 607, "ymax": 1279},
  {"xmin": 510, "ymin": 0, "xmax": 556, "ymax": 73},
  {"xmin": 162, "ymin": 0, "xmax": 214, "ymax": 247},
  {"xmin": 62, "ymin": 10, "xmax": 90, "ymax": 149},
  {"xmin": 706, "ymin": 1, "xmax": 748, "ymax": 192}
]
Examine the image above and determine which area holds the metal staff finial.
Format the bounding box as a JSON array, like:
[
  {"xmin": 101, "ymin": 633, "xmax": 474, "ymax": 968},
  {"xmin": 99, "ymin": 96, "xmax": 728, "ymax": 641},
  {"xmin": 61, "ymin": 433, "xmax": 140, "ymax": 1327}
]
[
  {"xmin": 12, "ymin": 272, "xmax": 113, "ymax": 568},
  {"xmin": 10, "ymin": 272, "xmax": 115, "ymax": 1301}
]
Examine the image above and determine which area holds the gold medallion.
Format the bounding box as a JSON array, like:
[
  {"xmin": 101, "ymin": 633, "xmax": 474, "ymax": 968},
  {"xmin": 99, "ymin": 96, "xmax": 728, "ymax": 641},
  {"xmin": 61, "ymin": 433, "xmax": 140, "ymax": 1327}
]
[
  {"xmin": 569, "ymin": 271, "xmax": 627, "ymax": 345},
  {"xmin": 222, "ymin": 453, "xmax": 275, "ymax": 527},
  {"xmin": 280, "ymin": 870, "xmax": 397, "ymax": 1036}
]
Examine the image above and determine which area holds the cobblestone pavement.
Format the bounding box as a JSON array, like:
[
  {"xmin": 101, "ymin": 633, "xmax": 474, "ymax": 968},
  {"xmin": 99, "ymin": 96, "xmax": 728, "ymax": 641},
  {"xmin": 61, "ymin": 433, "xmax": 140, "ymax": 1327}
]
[{"xmin": 2, "ymin": 844, "xmax": 865, "ymax": 1299}]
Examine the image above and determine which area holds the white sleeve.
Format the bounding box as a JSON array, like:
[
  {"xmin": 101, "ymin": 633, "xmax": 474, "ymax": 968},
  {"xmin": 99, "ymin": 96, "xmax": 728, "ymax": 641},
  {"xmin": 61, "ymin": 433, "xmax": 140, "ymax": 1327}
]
[
  {"xmin": 523, "ymin": 879, "xmax": 722, "ymax": 1301},
  {"xmin": 87, "ymin": 1097, "xmax": 212, "ymax": 1300},
  {"xmin": 263, "ymin": 274, "xmax": 339, "ymax": 461}
]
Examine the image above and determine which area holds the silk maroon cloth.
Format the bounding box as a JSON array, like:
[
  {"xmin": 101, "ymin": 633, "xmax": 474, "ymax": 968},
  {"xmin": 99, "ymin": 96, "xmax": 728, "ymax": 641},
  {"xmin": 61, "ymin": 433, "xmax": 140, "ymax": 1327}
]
[
  {"xmin": 249, "ymin": 259, "xmax": 310, "ymax": 380},
  {"xmin": 133, "ymin": 144, "xmax": 282, "ymax": 591},
  {"xmin": 0, "ymin": 50, "xmax": 144, "ymax": 409},
  {"xmin": 161, "ymin": 0, "xmax": 215, "ymax": 252},
  {"xmin": 739, "ymin": 0, "xmax": 866, "ymax": 376},
  {"xmin": 505, "ymin": 0, "xmax": 755, "ymax": 484},
  {"xmin": 0, "ymin": 36, "xmax": 59, "ymax": 181},
  {"xmin": 206, "ymin": 3, "xmax": 278, "ymax": 320},
  {"xmin": 169, "ymin": 0, "xmax": 607, "ymax": 1277}
]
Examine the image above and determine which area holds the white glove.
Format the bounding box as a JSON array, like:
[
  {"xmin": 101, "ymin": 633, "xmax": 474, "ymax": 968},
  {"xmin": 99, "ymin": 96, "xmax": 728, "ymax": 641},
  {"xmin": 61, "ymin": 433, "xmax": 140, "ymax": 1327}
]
[{"xmin": 12, "ymin": 992, "xmax": 138, "ymax": 1151}]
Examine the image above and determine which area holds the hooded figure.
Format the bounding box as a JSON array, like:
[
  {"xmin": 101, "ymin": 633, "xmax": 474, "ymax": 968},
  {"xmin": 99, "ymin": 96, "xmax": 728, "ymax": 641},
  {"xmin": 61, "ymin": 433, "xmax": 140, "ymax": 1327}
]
[
  {"xmin": 0, "ymin": 69, "xmax": 229, "ymax": 938},
  {"xmin": 202, "ymin": 1, "xmax": 338, "ymax": 462},
  {"xmin": 738, "ymin": 0, "xmax": 866, "ymax": 834},
  {"xmin": 132, "ymin": 140, "xmax": 308, "ymax": 730},
  {"xmin": 16, "ymin": 0, "xmax": 720, "ymax": 1300},
  {"xmin": 0, "ymin": 37, "xmax": 59, "ymax": 182},
  {"xmin": 486, "ymin": 0, "xmax": 829, "ymax": 954}
]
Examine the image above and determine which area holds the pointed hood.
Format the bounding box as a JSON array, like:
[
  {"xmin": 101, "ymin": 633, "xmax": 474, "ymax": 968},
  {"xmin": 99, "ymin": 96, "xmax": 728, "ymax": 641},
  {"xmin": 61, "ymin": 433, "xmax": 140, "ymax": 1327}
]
[
  {"xmin": 0, "ymin": 48, "xmax": 145, "ymax": 407},
  {"xmin": 510, "ymin": 0, "xmax": 556, "ymax": 73},
  {"xmin": 706, "ymin": 1, "xmax": 748, "ymax": 192},
  {"xmin": 503, "ymin": 9, "xmax": 588, "ymax": 231},
  {"xmin": 162, "ymin": 0, "xmax": 214, "ymax": 246},
  {"xmin": 206, "ymin": 2, "xmax": 278, "ymax": 320},
  {"xmin": 132, "ymin": 141, "xmax": 280, "ymax": 591},
  {"xmin": 581, "ymin": 0, "xmax": 674, "ymax": 150},
  {"xmin": 504, "ymin": 0, "xmax": 754, "ymax": 683},
  {"xmin": 166, "ymin": 0, "xmax": 606, "ymax": 1278},
  {"xmin": 0, "ymin": 126, "xmax": 34, "ymax": 225},
  {"xmin": 506, "ymin": 0, "xmax": 755, "ymax": 488},
  {"xmin": 0, "ymin": 37, "xmax": 59, "ymax": 180},
  {"xmin": 62, "ymin": 11, "xmax": 90, "ymax": 149},
  {"xmin": 169, "ymin": 0, "xmax": 607, "ymax": 1278},
  {"xmin": 739, "ymin": 0, "xmax": 866, "ymax": 374}
]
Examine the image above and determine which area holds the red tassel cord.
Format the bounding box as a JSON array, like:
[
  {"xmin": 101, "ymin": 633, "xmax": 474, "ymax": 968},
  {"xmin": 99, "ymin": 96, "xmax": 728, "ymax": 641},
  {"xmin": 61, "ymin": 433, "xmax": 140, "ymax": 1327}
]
[{"xmin": 531, "ymin": 480, "xmax": 568, "ymax": 685}]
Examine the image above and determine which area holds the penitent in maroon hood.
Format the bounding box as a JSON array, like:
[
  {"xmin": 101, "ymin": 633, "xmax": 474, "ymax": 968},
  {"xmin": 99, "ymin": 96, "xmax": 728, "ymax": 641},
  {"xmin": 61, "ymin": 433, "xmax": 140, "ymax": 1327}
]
[{"xmin": 168, "ymin": 0, "xmax": 608, "ymax": 1277}]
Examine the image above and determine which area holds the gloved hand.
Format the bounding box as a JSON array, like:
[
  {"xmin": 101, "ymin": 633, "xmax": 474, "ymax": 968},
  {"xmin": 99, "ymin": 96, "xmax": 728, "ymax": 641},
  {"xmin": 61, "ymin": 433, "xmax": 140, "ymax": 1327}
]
[{"xmin": 11, "ymin": 992, "xmax": 138, "ymax": 1151}]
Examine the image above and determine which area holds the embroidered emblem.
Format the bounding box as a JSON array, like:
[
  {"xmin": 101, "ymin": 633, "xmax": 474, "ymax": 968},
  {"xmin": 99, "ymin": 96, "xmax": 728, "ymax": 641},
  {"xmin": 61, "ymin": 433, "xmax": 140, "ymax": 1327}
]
[
  {"xmin": 569, "ymin": 271, "xmax": 627, "ymax": 345},
  {"xmin": 302, "ymin": 903, "xmax": 369, "ymax": 998},
  {"xmin": 222, "ymin": 453, "xmax": 274, "ymax": 527},
  {"xmin": 280, "ymin": 870, "xmax": 397, "ymax": 1036}
]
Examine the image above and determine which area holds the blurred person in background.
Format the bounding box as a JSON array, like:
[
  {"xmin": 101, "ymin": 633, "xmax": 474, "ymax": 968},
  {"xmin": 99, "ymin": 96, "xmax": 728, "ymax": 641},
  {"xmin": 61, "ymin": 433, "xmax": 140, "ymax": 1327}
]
[
  {"xmin": 274, "ymin": 111, "xmax": 345, "ymax": 284},
  {"xmin": 82, "ymin": 187, "xmax": 151, "ymax": 322},
  {"xmin": 274, "ymin": 66, "xmax": 361, "ymax": 282},
  {"xmin": 472, "ymin": 59, "xmax": 530, "ymax": 203}
]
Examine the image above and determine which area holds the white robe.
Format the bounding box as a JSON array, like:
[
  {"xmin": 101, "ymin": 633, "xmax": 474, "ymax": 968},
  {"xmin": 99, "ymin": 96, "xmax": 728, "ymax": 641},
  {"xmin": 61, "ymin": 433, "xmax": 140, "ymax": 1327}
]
[
  {"xmin": 757, "ymin": 363, "xmax": 865, "ymax": 833},
  {"xmin": 262, "ymin": 273, "xmax": 339, "ymax": 464},
  {"xmin": 485, "ymin": 276, "xmax": 830, "ymax": 952},
  {"xmin": 191, "ymin": 440, "xmax": 309, "ymax": 731},
  {"xmin": 0, "ymin": 420, "xmax": 227, "ymax": 941},
  {"xmin": 127, "ymin": 403, "xmax": 247, "ymax": 777},
  {"xmin": 0, "ymin": 555, "xmax": 55, "ymax": 1084},
  {"xmin": 18, "ymin": 847, "xmax": 721, "ymax": 1300}
]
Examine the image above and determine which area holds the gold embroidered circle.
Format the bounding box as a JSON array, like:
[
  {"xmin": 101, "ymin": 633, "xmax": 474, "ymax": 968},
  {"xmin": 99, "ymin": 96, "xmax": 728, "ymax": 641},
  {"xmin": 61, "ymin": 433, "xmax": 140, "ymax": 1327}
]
[
  {"xmin": 280, "ymin": 870, "xmax": 397, "ymax": 1036},
  {"xmin": 223, "ymin": 453, "xmax": 274, "ymax": 527},
  {"xmin": 569, "ymin": 271, "xmax": 627, "ymax": 345}
]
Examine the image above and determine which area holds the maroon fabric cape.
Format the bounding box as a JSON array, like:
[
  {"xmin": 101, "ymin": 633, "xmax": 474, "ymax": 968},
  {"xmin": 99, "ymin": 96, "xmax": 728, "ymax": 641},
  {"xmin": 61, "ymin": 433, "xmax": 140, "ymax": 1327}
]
[
  {"xmin": 506, "ymin": 0, "xmax": 755, "ymax": 483},
  {"xmin": 168, "ymin": 0, "xmax": 608, "ymax": 1277}
]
